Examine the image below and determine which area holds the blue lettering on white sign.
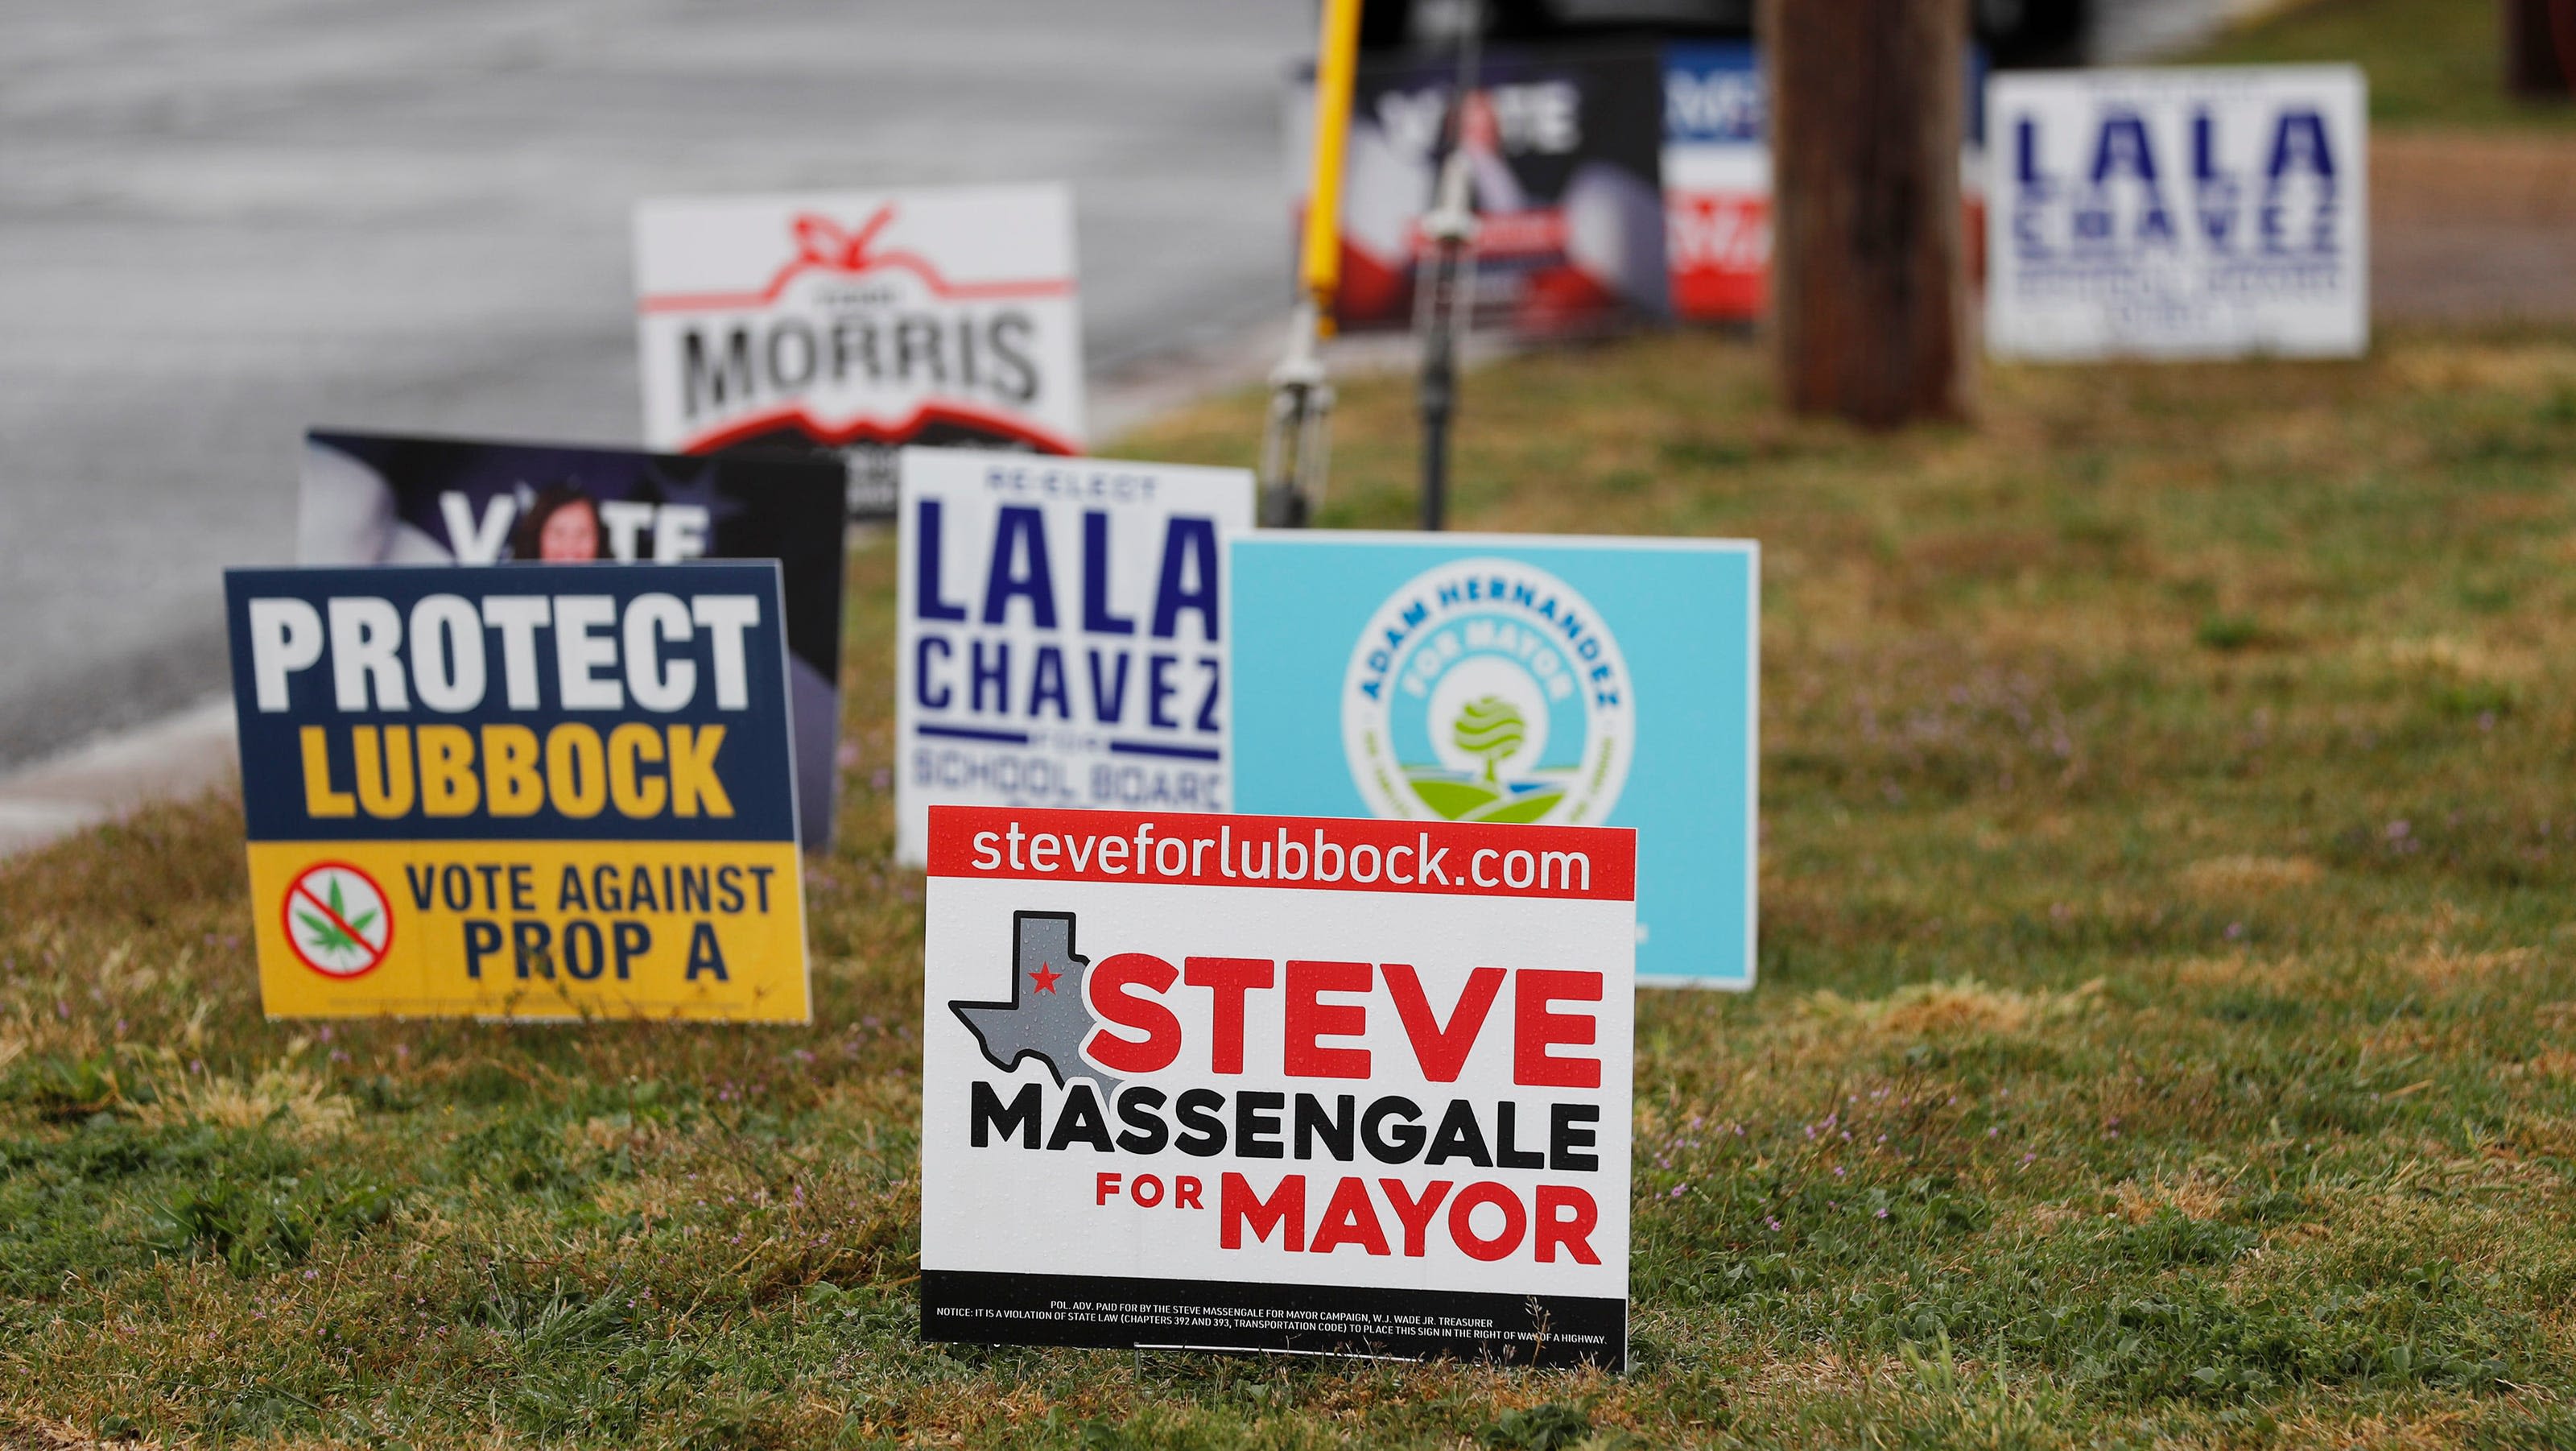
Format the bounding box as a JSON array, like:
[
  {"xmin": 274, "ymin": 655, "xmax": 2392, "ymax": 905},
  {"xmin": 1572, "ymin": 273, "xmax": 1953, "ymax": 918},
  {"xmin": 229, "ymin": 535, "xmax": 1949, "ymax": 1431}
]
[
  {"xmin": 894, "ymin": 450, "xmax": 1257, "ymax": 864},
  {"xmin": 910, "ymin": 497, "xmax": 1224, "ymax": 753},
  {"xmin": 2010, "ymin": 102, "xmax": 2340, "ymax": 269}
]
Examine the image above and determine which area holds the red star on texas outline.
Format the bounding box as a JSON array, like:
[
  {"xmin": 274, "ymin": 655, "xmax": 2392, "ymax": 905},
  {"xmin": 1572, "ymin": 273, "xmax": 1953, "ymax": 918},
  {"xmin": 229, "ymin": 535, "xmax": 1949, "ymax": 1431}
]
[{"xmin": 1028, "ymin": 961, "xmax": 1062, "ymax": 994}]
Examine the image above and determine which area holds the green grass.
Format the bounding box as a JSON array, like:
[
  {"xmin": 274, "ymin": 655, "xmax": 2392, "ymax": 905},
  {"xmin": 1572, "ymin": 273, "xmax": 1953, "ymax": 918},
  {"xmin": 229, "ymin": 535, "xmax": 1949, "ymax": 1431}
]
[
  {"xmin": 12, "ymin": 327, "xmax": 2576, "ymax": 1445},
  {"xmin": 2188, "ymin": 0, "xmax": 2576, "ymax": 131}
]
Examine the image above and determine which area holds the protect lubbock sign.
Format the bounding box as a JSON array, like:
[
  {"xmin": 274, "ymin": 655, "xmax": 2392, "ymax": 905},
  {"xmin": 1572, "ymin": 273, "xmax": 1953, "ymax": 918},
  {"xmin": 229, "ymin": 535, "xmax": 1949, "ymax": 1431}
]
[
  {"xmin": 894, "ymin": 448, "xmax": 1254, "ymax": 866},
  {"xmin": 634, "ymin": 185, "xmax": 1085, "ymax": 514},
  {"xmin": 223, "ymin": 564, "xmax": 809, "ymax": 1022},
  {"xmin": 921, "ymin": 807, "xmax": 1634, "ymax": 1368}
]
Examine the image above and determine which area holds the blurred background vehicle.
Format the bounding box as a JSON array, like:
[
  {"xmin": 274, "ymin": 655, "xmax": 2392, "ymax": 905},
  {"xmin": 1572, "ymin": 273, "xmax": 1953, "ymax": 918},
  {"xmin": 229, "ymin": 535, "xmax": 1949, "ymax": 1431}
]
[{"xmin": 1353, "ymin": 0, "xmax": 2084, "ymax": 64}]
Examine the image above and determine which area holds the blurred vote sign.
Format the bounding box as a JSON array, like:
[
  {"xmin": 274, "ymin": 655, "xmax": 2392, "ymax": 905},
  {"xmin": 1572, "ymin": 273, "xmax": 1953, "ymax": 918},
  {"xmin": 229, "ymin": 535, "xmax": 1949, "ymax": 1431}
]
[
  {"xmin": 895, "ymin": 448, "xmax": 1256, "ymax": 866},
  {"xmin": 299, "ymin": 430, "xmax": 850, "ymax": 851},
  {"xmin": 920, "ymin": 806, "xmax": 1633, "ymax": 1368},
  {"xmin": 1229, "ymin": 534, "xmax": 1757, "ymax": 989},
  {"xmin": 1987, "ymin": 66, "xmax": 2367, "ymax": 360},
  {"xmin": 223, "ymin": 564, "xmax": 810, "ymax": 1022},
  {"xmin": 635, "ymin": 185, "xmax": 1085, "ymax": 514}
]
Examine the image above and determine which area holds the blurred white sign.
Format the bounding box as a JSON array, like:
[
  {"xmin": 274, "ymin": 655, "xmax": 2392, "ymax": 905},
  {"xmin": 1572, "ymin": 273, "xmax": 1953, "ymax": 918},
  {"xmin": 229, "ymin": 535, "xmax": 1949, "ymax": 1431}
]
[
  {"xmin": 634, "ymin": 185, "xmax": 1087, "ymax": 511},
  {"xmin": 1986, "ymin": 65, "xmax": 2367, "ymax": 361}
]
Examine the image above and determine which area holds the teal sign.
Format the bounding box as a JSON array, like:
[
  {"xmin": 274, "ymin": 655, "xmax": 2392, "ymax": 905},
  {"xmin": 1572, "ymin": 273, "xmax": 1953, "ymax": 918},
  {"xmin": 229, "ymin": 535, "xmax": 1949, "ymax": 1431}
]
[{"xmin": 1228, "ymin": 533, "xmax": 1757, "ymax": 987}]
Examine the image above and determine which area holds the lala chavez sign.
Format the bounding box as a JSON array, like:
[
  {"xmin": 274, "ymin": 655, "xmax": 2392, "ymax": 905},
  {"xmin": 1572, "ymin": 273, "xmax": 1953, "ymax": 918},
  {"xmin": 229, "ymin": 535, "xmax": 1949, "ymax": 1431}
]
[
  {"xmin": 894, "ymin": 448, "xmax": 1255, "ymax": 866},
  {"xmin": 223, "ymin": 564, "xmax": 809, "ymax": 1022},
  {"xmin": 1294, "ymin": 45, "xmax": 1669, "ymax": 333},
  {"xmin": 634, "ymin": 185, "xmax": 1086, "ymax": 514},
  {"xmin": 1229, "ymin": 534, "xmax": 1757, "ymax": 989},
  {"xmin": 1987, "ymin": 65, "xmax": 2367, "ymax": 360},
  {"xmin": 920, "ymin": 806, "xmax": 1634, "ymax": 1367}
]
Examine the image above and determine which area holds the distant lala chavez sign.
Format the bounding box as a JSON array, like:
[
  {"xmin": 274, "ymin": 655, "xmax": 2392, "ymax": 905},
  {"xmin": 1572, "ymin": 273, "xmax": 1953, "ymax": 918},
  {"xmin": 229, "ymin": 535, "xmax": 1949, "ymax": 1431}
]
[
  {"xmin": 224, "ymin": 564, "xmax": 809, "ymax": 1022},
  {"xmin": 635, "ymin": 185, "xmax": 1085, "ymax": 512},
  {"xmin": 895, "ymin": 449, "xmax": 1255, "ymax": 866},
  {"xmin": 920, "ymin": 806, "xmax": 1634, "ymax": 1368},
  {"xmin": 1986, "ymin": 65, "xmax": 2367, "ymax": 360}
]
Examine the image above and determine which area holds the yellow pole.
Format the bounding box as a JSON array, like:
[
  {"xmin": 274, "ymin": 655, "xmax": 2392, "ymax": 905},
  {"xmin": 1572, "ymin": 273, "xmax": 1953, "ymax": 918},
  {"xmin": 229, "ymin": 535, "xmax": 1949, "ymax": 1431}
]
[{"xmin": 1301, "ymin": 0, "xmax": 1365, "ymax": 333}]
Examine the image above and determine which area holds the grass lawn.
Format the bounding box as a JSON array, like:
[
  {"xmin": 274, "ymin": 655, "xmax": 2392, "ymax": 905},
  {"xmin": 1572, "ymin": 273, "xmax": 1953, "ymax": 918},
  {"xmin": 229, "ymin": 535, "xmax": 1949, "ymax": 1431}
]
[
  {"xmin": 10, "ymin": 327, "xmax": 2576, "ymax": 1446},
  {"xmin": 2187, "ymin": 0, "xmax": 2576, "ymax": 131}
]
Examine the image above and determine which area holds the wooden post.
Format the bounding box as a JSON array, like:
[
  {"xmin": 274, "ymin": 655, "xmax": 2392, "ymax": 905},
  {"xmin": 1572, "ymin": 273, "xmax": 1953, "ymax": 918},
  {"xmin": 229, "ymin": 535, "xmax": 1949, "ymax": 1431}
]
[
  {"xmin": 1761, "ymin": 0, "xmax": 1973, "ymax": 428},
  {"xmin": 2505, "ymin": 0, "xmax": 2576, "ymax": 99}
]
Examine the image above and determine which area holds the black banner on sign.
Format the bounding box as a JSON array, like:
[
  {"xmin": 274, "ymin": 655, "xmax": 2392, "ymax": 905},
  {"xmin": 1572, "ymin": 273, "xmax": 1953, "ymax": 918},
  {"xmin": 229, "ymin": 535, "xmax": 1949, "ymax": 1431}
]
[
  {"xmin": 922, "ymin": 1270, "xmax": 1624, "ymax": 1370},
  {"xmin": 299, "ymin": 430, "xmax": 848, "ymax": 850}
]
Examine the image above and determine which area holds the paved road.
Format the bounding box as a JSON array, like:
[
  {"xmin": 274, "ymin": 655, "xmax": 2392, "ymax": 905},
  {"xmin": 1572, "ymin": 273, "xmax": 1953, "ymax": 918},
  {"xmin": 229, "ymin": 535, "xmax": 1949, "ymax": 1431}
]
[{"xmin": 0, "ymin": 0, "xmax": 1304, "ymax": 767}]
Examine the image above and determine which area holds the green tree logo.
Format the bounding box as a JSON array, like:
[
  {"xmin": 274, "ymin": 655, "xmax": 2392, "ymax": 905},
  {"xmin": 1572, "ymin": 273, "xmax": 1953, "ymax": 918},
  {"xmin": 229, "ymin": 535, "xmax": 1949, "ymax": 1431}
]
[{"xmin": 1451, "ymin": 696, "xmax": 1527, "ymax": 784}]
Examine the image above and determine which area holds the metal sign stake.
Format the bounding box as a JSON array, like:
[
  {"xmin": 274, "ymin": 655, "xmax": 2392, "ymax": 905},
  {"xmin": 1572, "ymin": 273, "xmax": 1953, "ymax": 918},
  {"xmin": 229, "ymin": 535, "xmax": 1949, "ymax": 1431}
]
[
  {"xmin": 1259, "ymin": 0, "xmax": 1364, "ymax": 529},
  {"xmin": 1414, "ymin": 0, "xmax": 1482, "ymax": 534}
]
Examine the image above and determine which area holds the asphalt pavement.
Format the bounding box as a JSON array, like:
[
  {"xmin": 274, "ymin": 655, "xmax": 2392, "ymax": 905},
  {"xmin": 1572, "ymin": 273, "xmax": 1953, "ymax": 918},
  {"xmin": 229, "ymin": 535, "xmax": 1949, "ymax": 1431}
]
[{"xmin": 0, "ymin": 0, "xmax": 1305, "ymax": 767}]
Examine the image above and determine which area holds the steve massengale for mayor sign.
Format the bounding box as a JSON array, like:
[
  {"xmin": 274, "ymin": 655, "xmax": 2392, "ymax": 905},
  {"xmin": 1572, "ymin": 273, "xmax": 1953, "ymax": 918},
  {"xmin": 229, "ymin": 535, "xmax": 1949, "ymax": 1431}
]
[{"xmin": 919, "ymin": 807, "xmax": 1635, "ymax": 1367}]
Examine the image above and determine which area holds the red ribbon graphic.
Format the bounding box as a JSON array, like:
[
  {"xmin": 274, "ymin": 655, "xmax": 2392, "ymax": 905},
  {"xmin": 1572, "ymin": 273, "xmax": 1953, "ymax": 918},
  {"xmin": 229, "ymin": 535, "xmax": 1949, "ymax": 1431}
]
[{"xmin": 790, "ymin": 207, "xmax": 898, "ymax": 271}]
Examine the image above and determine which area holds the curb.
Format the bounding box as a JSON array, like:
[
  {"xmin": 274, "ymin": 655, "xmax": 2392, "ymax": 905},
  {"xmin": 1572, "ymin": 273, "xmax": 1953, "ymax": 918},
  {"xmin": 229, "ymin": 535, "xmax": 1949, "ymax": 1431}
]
[{"xmin": 0, "ymin": 698, "xmax": 238, "ymax": 858}]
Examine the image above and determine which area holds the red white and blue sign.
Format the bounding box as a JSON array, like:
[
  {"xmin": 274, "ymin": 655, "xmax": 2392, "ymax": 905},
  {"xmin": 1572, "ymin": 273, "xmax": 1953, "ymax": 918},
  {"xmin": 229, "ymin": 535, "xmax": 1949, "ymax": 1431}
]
[{"xmin": 1662, "ymin": 42, "xmax": 1988, "ymax": 324}]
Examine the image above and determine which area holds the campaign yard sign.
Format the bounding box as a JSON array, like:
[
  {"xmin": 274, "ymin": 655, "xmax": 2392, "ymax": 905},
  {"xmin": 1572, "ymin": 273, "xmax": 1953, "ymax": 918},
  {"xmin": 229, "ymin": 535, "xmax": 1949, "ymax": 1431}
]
[
  {"xmin": 1661, "ymin": 42, "xmax": 1771, "ymax": 325},
  {"xmin": 920, "ymin": 806, "xmax": 1633, "ymax": 1368},
  {"xmin": 1662, "ymin": 42, "xmax": 1988, "ymax": 325},
  {"xmin": 634, "ymin": 185, "xmax": 1086, "ymax": 515},
  {"xmin": 1228, "ymin": 534, "xmax": 1757, "ymax": 990},
  {"xmin": 1987, "ymin": 66, "xmax": 2368, "ymax": 360},
  {"xmin": 894, "ymin": 448, "xmax": 1256, "ymax": 866},
  {"xmin": 299, "ymin": 430, "xmax": 849, "ymax": 850},
  {"xmin": 1292, "ymin": 45, "xmax": 1669, "ymax": 334},
  {"xmin": 224, "ymin": 564, "xmax": 810, "ymax": 1022}
]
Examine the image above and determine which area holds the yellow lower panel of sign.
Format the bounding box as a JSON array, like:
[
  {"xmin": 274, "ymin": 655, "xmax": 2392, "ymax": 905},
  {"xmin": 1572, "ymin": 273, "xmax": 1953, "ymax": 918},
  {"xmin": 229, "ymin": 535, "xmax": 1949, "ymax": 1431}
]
[{"xmin": 246, "ymin": 840, "xmax": 810, "ymax": 1022}]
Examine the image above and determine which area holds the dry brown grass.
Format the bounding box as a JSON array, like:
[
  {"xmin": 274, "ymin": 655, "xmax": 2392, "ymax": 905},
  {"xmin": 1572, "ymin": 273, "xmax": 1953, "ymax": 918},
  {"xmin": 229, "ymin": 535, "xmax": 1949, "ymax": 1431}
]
[
  {"xmin": 1802, "ymin": 978, "xmax": 2106, "ymax": 1040},
  {"xmin": 2180, "ymin": 854, "xmax": 2326, "ymax": 896},
  {"xmin": 2114, "ymin": 1168, "xmax": 2234, "ymax": 1224},
  {"xmin": 135, "ymin": 1061, "xmax": 353, "ymax": 1143}
]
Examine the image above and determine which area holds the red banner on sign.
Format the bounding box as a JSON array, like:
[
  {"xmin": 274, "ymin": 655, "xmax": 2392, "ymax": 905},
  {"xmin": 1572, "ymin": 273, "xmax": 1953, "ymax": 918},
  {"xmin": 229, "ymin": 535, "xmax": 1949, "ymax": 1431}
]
[{"xmin": 927, "ymin": 806, "xmax": 1634, "ymax": 903}]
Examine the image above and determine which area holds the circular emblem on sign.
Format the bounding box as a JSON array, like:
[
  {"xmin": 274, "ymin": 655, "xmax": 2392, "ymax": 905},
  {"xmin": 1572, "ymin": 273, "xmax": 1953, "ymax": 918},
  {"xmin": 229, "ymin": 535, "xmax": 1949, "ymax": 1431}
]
[
  {"xmin": 280, "ymin": 862, "xmax": 393, "ymax": 980},
  {"xmin": 1340, "ymin": 556, "xmax": 1633, "ymax": 825}
]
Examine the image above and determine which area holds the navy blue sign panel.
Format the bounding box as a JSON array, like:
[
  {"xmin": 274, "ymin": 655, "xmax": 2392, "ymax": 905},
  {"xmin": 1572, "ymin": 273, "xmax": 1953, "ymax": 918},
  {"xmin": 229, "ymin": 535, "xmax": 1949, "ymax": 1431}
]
[{"xmin": 225, "ymin": 563, "xmax": 799, "ymax": 845}]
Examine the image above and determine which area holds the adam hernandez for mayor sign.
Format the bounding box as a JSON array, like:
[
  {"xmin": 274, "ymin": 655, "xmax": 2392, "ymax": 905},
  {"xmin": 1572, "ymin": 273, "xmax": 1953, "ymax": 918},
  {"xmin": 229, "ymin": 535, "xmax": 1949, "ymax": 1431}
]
[
  {"xmin": 224, "ymin": 564, "xmax": 810, "ymax": 1022},
  {"xmin": 920, "ymin": 806, "xmax": 1634, "ymax": 1368}
]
